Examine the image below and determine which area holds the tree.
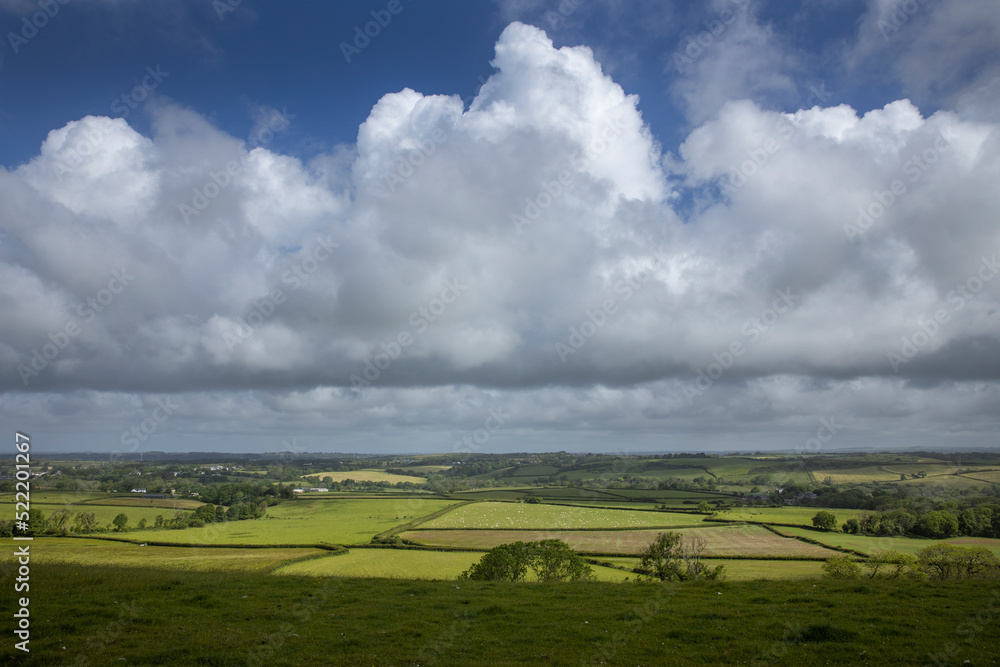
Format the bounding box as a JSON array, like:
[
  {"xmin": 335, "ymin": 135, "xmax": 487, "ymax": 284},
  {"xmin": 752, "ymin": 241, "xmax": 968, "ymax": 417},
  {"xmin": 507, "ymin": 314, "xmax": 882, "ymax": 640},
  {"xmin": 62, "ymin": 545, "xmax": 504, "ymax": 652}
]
[
  {"xmin": 112, "ymin": 513, "xmax": 129, "ymax": 532},
  {"xmin": 460, "ymin": 542, "xmax": 531, "ymax": 581},
  {"xmin": 137, "ymin": 518, "xmax": 148, "ymax": 529},
  {"xmin": 637, "ymin": 532, "xmax": 724, "ymax": 581},
  {"xmin": 914, "ymin": 511, "xmax": 959, "ymax": 539},
  {"xmin": 812, "ymin": 511, "xmax": 837, "ymax": 531},
  {"xmin": 527, "ymin": 539, "xmax": 594, "ymax": 582},
  {"xmin": 918, "ymin": 544, "xmax": 962, "ymax": 579},
  {"xmin": 45, "ymin": 508, "xmax": 73, "ymax": 535},
  {"xmin": 25, "ymin": 508, "xmax": 46, "ymax": 536},
  {"xmin": 154, "ymin": 514, "xmax": 164, "ymax": 528},
  {"xmin": 863, "ymin": 551, "xmax": 919, "ymax": 579},
  {"xmin": 697, "ymin": 501, "xmax": 711, "ymax": 513},
  {"xmin": 842, "ymin": 518, "xmax": 860, "ymax": 534},
  {"xmin": 822, "ymin": 554, "xmax": 862, "ymax": 579},
  {"xmin": 72, "ymin": 511, "xmax": 99, "ymax": 534}
]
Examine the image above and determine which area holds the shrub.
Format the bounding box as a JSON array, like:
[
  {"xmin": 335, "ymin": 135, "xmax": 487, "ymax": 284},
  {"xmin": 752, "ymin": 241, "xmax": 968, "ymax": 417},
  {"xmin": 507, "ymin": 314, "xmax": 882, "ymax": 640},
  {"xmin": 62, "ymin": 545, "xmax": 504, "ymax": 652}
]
[{"xmin": 822, "ymin": 554, "xmax": 862, "ymax": 579}]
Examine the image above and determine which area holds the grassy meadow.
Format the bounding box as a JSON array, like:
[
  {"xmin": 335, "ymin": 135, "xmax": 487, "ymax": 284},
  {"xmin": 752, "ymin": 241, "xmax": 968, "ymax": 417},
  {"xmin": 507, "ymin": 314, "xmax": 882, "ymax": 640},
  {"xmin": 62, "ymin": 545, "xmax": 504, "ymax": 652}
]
[
  {"xmin": 419, "ymin": 501, "xmax": 706, "ymax": 530},
  {"xmin": 2, "ymin": 564, "xmax": 996, "ymax": 666}
]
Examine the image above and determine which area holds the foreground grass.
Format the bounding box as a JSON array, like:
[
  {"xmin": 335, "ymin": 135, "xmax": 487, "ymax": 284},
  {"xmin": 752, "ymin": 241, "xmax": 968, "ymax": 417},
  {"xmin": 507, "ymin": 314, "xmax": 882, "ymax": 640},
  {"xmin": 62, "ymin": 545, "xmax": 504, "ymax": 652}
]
[{"xmin": 2, "ymin": 563, "xmax": 998, "ymax": 665}]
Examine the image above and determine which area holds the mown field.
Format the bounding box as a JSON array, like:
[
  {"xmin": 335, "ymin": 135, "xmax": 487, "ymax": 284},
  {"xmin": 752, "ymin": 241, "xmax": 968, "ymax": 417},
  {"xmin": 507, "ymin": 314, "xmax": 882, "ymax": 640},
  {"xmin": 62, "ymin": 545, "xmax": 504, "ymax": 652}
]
[
  {"xmin": 2, "ymin": 564, "xmax": 996, "ymax": 666},
  {"xmin": 0, "ymin": 537, "xmax": 323, "ymax": 573},
  {"xmin": 401, "ymin": 524, "xmax": 840, "ymax": 558},
  {"xmin": 131, "ymin": 497, "xmax": 459, "ymax": 545},
  {"xmin": 419, "ymin": 502, "xmax": 706, "ymax": 530},
  {"xmin": 773, "ymin": 526, "xmax": 1000, "ymax": 557},
  {"xmin": 302, "ymin": 469, "xmax": 427, "ymax": 484}
]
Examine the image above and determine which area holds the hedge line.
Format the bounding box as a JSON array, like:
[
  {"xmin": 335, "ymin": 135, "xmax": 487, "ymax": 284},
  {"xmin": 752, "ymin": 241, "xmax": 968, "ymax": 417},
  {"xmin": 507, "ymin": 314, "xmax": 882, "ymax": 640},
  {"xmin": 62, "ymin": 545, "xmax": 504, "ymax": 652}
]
[{"xmin": 56, "ymin": 534, "xmax": 348, "ymax": 553}]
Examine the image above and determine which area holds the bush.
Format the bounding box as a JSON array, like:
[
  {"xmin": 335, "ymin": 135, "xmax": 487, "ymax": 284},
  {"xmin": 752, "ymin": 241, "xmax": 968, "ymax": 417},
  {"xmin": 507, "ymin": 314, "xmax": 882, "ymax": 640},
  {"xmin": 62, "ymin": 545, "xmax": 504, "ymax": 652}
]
[
  {"xmin": 822, "ymin": 554, "xmax": 862, "ymax": 579},
  {"xmin": 460, "ymin": 539, "xmax": 595, "ymax": 582}
]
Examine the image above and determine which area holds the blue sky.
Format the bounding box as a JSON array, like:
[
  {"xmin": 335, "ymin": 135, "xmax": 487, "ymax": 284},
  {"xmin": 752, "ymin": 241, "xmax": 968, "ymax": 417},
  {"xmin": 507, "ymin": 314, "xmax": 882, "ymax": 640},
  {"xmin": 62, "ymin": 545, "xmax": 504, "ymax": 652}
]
[{"xmin": 1, "ymin": 0, "xmax": 999, "ymax": 455}]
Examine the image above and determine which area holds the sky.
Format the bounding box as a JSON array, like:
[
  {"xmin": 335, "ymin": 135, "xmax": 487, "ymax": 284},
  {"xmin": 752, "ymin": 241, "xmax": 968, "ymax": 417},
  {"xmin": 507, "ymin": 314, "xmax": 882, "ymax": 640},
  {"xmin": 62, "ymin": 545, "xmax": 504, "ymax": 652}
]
[{"xmin": 1, "ymin": 0, "xmax": 999, "ymax": 456}]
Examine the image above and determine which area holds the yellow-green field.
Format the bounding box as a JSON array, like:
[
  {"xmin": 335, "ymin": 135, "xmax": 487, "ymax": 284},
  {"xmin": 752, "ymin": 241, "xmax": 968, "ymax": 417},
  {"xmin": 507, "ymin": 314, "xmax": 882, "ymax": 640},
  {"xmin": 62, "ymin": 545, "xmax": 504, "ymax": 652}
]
[
  {"xmin": 302, "ymin": 469, "xmax": 427, "ymax": 484},
  {"xmin": 809, "ymin": 466, "xmax": 905, "ymax": 484},
  {"xmin": 0, "ymin": 491, "xmax": 106, "ymax": 505},
  {"xmin": 0, "ymin": 538, "xmax": 324, "ymax": 573},
  {"xmin": 133, "ymin": 498, "xmax": 459, "ymax": 545},
  {"xmin": 421, "ymin": 502, "xmax": 706, "ymax": 530},
  {"xmin": 772, "ymin": 526, "xmax": 1000, "ymax": 557},
  {"xmin": 401, "ymin": 525, "xmax": 840, "ymax": 558}
]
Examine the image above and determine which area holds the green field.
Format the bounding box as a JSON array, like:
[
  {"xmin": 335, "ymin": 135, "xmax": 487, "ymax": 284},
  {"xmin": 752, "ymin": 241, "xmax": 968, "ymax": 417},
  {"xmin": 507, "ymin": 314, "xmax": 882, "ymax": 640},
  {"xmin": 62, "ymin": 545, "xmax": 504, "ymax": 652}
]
[
  {"xmin": 773, "ymin": 526, "xmax": 1000, "ymax": 557},
  {"xmin": 27, "ymin": 503, "xmax": 192, "ymax": 527},
  {"xmin": 420, "ymin": 502, "xmax": 707, "ymax": 530},
  {"xmin": 403, "ymin": 524, "xmax": 840, "ymax": 558},
  {"xmin": 302, "ymin": 469, "xmax": 427, "ymax": 484},
  {"xmin": 0, "ymin": 537, "xmax": 323, "ymax": 573},
  {"xmin": 0, "ymin": 490, "xmax": 107, "ymax": 505},
  {"xmin": 809, "ymin": 466, "xmax": 905, "ymax": 484},
  {"xmin": 131, "ymin": 497, "xmax": 459, "ymax": 545},
  {"xmin": 4, "ymin": 564, "xmax": 997, "ymax": 665},
  {"xmin": 711, "ymin": 507, "xmax": 864, "ymax": 527},
  {"xmin": 83, "ymin": 497, "xmax": 205, "ymax": 509}
]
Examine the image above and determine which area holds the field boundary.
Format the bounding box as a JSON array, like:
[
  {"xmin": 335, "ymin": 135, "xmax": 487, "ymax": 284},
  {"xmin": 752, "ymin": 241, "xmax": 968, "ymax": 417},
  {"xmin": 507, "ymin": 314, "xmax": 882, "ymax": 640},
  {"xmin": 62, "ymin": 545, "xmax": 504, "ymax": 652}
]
[
  {"xmin": 372, "ymin": 500, "xmax": 474, "ymax": 541},
  {"xmin": 760, "ymin": 524, "xmax": 867, "ymax": 558},
  {"xmin": 53, "ymin": 534, "xmax": 349, "ymax": 553}
]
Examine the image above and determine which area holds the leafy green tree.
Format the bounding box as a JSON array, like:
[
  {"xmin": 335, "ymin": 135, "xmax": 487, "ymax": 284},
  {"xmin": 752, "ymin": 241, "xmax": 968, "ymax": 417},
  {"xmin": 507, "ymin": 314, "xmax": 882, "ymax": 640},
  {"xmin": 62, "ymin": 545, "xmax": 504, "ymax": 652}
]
[
  {"xmin": 822, "ymin": 554, "xmax": 862, "ymax": 579},
  {"xmin": 45, "ymin": 508, "xmax": 73, "ymax": 535},
  {"xmin": 154, "ymin": 514, "xmax": 164, "ymax": 528},
  {"xmin": 25, "ymin": 508, "xmax": 46, "ymax": 536},
  {"xmin": 137, "ymin": 518, "xmax": 148, "ymax": 529},
  {"xmin": 72, "ymin": 511, "xmax": 99, "ymax": 534},
  {"xmin": 812, "ymin": 511, "xmax": 837, "ymax": 531},
  {"xmin": 842, "ymin": 518, "xmax": 860, "ymax": 534},
  {"xmin": 914, "ymin": 511, "xmax": 959, "ymax": 539},
  {"xmin": 460, "ymin": 542, "xmax": 531, "ymax": 581},
  {"xmin": 112, "ymin": 513, "xmax": 129, "ymax": 532},
  {"xmin": 863, "ymin": 551, "xmax": 919, "ymax": 579},
  {"xmin": 697, "ymin": 501, "xmax": 711, "ymax": 513},
  {"xmin": 637, "ymin": 532, "xmax": 724, "ymax": 581},
  {"xmin": 527, "ymin": 539, "xmax": 594, "ymax": 582},
  {"xmin": 919, "ymin": 544, "xmax": 1000, "ymax": 579},
  {"xmin": 637, "ymin": 532, "xmax": 684, "ymax": 581}
]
